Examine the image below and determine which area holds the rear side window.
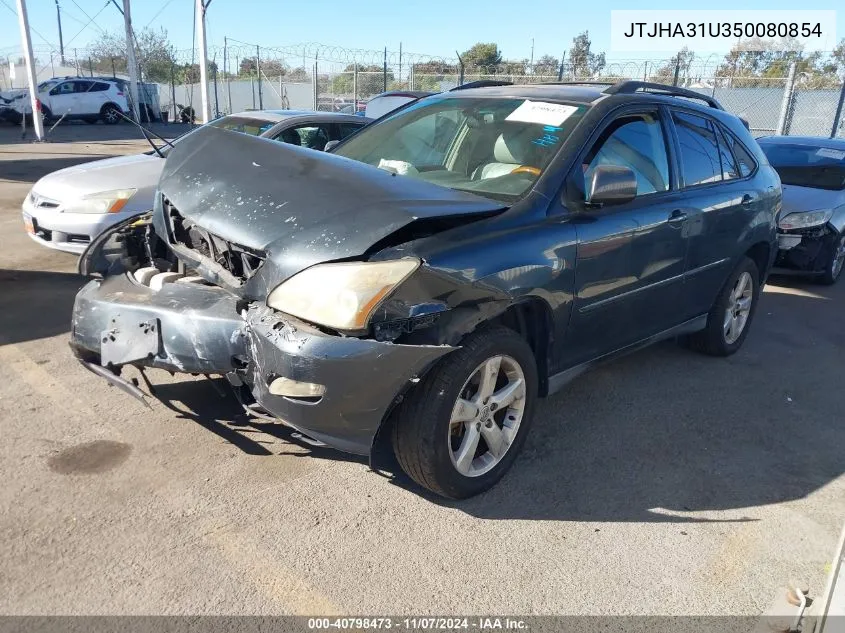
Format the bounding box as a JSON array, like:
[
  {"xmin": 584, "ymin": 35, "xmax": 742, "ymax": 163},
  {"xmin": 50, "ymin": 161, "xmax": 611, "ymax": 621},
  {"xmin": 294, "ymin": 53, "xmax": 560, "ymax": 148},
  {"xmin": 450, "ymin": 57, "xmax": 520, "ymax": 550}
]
[
  {"xmin": 672, "ymin": 111, "xmax": 722, "ymax": 186},
  {"xmin": 93, "ymin": 82, "xmax": 111, "ymax": 92},
  {"xmin": 719, "ymin": 127, "xmax": 757, "ymax": 178},
  {"xmin": 714, "ymin": 126, "xmax": 739, "ymax": 180},
  {"xmin": 582, "ymin": 113, "xmax": 670, "ymax": 195},
  {"xmin": 73, "ymin": 81, "xmax": 94, "ymax": 93}
]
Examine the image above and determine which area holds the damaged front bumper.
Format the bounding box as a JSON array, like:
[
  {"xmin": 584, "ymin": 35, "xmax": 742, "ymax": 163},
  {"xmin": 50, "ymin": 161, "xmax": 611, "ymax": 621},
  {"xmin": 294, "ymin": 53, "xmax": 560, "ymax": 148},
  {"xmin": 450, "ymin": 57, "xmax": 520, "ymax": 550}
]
[
  {"xmin": 70, "ymin": 273, "xmax": 454, "ymax": 455},
  {"xmin": 774, "ymin": 225, "xmax": 841, "ymax": 275}
]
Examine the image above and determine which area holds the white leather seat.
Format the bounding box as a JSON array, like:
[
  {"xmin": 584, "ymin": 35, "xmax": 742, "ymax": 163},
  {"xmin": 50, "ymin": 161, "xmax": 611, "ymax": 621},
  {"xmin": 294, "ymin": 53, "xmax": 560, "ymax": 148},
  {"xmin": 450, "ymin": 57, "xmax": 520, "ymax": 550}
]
[{"xmin": 473, "ymin": 128, "xmax": 537, "ymax": 180}]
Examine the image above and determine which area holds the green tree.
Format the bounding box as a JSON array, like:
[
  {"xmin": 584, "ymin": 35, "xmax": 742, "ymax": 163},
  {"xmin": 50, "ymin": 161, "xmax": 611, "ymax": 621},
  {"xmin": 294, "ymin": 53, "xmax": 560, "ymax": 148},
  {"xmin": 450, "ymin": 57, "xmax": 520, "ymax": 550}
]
[
  {"xmin": 330, "ymin": 64, "xmax": 394, "ymax": 95},
  {"xmin": 87, "ymin": 27, "xmax": 177, "ymax": 83},
  {"xmin": 460, "ymin": 43, "xmax": 502, "ymax": 70},
  {"xmin": 533, "ymin": 54, "xmax": 560, "ymax": 77},
  {"xmin": 652, "ymin": 47, "xmax": 695, "ymax": 83},
  {"xmin": 568, "ymin": 31, "xmax": 605, "ymax": 78}
]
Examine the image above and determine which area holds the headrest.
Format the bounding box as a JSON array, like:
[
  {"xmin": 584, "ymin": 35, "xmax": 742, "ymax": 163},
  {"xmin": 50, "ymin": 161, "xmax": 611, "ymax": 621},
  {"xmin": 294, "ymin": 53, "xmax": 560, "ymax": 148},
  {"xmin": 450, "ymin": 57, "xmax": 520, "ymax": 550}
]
[{"xmin": 493, "ymin": 128, "xmax": 533, "ymax": 164}]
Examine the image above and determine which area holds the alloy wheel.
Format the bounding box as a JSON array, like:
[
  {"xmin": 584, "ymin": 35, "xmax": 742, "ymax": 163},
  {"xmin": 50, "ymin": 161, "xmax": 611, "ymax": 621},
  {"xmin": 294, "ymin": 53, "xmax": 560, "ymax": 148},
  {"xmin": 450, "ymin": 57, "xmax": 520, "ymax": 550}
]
[
  {"xmin": 723, "ymin": 271, "xmax": 754, "ymax": 345},
  {"xmin": 448, "ymin": 355, "xmax": 526, "ymax": 478}
]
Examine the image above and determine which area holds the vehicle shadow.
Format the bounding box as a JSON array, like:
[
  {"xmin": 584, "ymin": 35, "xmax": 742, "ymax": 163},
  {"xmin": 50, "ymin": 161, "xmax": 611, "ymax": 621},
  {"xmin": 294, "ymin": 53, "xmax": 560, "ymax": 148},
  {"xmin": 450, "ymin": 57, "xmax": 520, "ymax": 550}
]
[
  {"xmin": 374, "ymin": 282, "xmax": 845, "ymax": 521},
  {"xmin": 148, "ymin": 376, "xmax": 368, "ymax": 464},
  {"xmin": 91, "ymin": 279, "xmax": 844, "ymax": 522},
  {"xmin": 0, "ymin": 155, "xmax": 118, "ymax": 184},
  {"xmin": 0, "ymin": 269, "xmax": 86, "ymax": 345}
]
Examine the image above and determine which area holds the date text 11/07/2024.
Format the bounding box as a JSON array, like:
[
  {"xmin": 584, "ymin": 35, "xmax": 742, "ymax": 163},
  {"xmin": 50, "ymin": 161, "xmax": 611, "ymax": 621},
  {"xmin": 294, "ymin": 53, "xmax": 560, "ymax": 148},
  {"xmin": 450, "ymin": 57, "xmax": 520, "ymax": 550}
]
[
  {"xmin": 623, "ymin": 22, "xmax": 823, "ymax": 39},
  {"xmin": 307, "ymin": 617, "xmax": 529, "ymax": 630}
]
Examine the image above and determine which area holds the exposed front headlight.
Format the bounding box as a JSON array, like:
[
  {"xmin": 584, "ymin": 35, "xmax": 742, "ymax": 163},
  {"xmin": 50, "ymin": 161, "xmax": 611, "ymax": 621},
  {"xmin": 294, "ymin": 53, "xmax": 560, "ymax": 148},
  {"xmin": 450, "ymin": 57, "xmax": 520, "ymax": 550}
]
[
  {"xmin": 778, "ymin": 209, "xmax": 833, "ymax": 230},
  {"xmin": 63, "ymin": 189, "xmax": 137, "ymax": 214},
  {"xmin": 266, "ymin": 259, "xmax": 420, "ymax": 331}
]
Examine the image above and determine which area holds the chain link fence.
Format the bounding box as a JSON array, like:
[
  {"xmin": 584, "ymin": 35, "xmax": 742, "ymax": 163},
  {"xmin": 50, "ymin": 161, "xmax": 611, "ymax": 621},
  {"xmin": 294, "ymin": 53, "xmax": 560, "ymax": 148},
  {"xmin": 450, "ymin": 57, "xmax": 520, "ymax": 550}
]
[{"xmin": 3, "ymin": 44, "xmax": 843, "ymax": 138}]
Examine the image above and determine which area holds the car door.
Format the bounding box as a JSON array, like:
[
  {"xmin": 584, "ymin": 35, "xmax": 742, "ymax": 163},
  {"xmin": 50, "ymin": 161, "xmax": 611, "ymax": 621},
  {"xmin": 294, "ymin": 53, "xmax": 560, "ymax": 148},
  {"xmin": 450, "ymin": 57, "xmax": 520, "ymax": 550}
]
[
  {"xmin": 72, "ymin": 80, "xmax": 96, "ymax": 115},
  {"xmin": 560, "ymin": 106, "xmax": 690, "ymax": 365},
  {"xmin": 665, "ymin": 109, "xmax": 764, "ymax": 318},
  {"xmin": 47, "ymin": 81, "xmax": 76, "ymax": 116}
]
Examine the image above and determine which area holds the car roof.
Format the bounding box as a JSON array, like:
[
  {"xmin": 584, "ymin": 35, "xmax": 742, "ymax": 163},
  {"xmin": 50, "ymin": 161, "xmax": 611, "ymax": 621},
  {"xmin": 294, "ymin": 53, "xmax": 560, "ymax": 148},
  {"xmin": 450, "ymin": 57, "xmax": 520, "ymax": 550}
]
[
  {"xmin": 230, "ymin": 109, "xmax": 370, "ymax": 124},
  {"xmin": 756, "ymin": 135, "xmax": 845, "ymax": 149},
  {"xmin": 439, "ymin": 84, "xmax": 605, "ymax": 105}
]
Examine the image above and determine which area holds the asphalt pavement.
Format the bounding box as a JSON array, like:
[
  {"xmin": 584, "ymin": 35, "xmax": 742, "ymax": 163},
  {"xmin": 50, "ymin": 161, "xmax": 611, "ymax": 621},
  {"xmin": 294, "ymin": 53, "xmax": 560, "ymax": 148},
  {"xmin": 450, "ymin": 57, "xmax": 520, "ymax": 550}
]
[{"xmin": 0, "ymin": 122, "xmax": 843, "ymax": 617}]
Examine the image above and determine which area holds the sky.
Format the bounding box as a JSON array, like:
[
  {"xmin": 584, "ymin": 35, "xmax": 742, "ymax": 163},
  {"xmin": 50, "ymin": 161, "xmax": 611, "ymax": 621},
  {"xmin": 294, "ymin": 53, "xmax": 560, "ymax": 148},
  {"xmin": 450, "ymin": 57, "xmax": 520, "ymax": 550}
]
[{"xmin": 1, "ymin": 0, "xmax": 843, "ymax": 64}]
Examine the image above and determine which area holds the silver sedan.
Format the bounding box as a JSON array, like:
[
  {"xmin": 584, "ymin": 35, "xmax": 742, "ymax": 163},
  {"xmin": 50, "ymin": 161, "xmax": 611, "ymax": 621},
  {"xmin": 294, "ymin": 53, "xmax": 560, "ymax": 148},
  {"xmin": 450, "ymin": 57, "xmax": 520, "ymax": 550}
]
[{"xmin": 22, "ymin": 110, "xmax": 370, "ymax": 254}]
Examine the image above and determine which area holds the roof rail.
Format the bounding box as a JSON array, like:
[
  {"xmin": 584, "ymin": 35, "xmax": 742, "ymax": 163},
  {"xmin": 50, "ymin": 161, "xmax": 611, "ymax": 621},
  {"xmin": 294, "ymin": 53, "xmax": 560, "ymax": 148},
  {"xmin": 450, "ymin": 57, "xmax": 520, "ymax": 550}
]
[
  {"xmin": 604, "ymin": 81, "xmax": 724, "ymax": 110},
  {"xmin": 450, "ymin": 80, "xmax": 513, "ymax": 91}
]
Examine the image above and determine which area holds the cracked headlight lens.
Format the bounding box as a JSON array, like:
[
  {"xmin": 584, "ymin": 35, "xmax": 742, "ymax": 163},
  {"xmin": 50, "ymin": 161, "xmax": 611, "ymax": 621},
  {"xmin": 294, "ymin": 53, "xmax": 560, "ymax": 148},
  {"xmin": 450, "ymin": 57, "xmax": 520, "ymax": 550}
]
[
  {"xmin": 778, "ymin": 209, "xmax": 833, "ymax": 230},
  {"xmin": 266, "ymin": 259, "xmax": 420, "ymax": 331},
  {"xmin": 63, "ymin": 188, "xmax": 137, "ymax": 214}
]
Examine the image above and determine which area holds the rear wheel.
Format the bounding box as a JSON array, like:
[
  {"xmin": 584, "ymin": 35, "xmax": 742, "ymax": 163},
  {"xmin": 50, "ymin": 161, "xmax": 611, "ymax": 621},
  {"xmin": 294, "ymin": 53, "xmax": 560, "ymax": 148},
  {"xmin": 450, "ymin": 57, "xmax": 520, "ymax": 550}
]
[
  {"xmin": 687, "ymin": 257, "xmax": 760, "ymax": 357},
  {"xmin": 391, "ymin": 326, "xmax": 537, "ymax": 499},
  {"xmin": 820, "ymin": 233, "xmax": 845, "ymax": 285},
  {"xmin": 101, "ymin": 104, "xmax": 121, "ymax": 124}
]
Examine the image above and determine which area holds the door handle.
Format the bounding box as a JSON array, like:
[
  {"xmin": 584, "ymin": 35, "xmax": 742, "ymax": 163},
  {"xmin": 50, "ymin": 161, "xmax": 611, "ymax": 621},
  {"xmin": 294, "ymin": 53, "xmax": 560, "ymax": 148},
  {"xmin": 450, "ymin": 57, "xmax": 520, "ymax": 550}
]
[
  {"xmin": 667, "ymin": 210, "xmax": 688, "ymax": 227},
  {"xmin": 741, "ymin": 194, "xmax": 755, "ymax": 207}
]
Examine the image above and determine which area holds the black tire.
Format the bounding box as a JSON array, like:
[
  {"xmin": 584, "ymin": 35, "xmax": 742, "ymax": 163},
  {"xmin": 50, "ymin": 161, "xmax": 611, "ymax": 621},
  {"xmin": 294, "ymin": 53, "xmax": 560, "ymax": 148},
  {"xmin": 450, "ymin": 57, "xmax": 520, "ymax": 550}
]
[
  {"xmin": 101, "ymin": 104, "xmax": 121, "ymax": 124},
  {"xmin": 391, "ymin": 326, "xmax": 538, "ymax": 499},
  {"xmin": 820, "ymin": 233, "xmax": 845, "ymax": 285},
  {"xmin": 687, "ymin": 257, "xmax": 760, "ymax": 357},
  {"xmin": 179, "ymin": 106, "xmax": 195, "ymax": 124},
  {"xmin": 40, "ymin": 106, "xmax": 53, "ymax": 122}
]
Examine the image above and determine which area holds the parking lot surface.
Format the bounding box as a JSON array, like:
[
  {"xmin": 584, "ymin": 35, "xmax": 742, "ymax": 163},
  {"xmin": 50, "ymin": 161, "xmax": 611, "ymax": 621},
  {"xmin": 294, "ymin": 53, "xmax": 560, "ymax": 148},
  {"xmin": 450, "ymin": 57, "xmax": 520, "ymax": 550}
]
[{"xmin": 1, "ymin": 124, "xmax": 843, "ymax": 616}]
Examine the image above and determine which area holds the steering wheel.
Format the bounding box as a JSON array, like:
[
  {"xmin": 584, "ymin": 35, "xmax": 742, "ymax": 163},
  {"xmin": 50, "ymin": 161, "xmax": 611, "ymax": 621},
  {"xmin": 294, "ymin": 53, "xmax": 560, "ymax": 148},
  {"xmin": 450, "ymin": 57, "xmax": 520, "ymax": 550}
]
[{"xmin": 511, "ymin": 165, "xmax": 541, "ymax": 176}]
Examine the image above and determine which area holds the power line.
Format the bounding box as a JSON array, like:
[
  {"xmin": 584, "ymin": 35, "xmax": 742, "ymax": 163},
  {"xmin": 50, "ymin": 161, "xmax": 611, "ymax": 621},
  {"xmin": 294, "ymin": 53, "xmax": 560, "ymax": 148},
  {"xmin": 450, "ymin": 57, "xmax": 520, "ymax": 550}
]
[
  {"xmin": 68, "ymin": 0, "xmax": 107, "ymax": 34},
  {"xmin": 143, "ymin": 0, "xmax": 176, "ymax": 30},
  {"xmin": 0, "ymin": 0, "xmax": 61, "ymax": 51},
  {"xmin": 63, "ymin": 0, "xmax": 111, "ymax": 48}
]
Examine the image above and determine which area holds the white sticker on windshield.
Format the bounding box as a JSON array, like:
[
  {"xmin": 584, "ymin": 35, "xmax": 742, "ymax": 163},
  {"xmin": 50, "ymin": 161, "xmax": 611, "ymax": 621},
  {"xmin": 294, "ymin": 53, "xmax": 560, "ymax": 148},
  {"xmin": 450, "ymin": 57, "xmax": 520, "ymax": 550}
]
[
  {"xmin": 816, "ymin": 147, "xmax": 845, "ymax": 161},
  {"xmin": 505, "ymin": 100, "xmax": 579, "ymax": 126}
]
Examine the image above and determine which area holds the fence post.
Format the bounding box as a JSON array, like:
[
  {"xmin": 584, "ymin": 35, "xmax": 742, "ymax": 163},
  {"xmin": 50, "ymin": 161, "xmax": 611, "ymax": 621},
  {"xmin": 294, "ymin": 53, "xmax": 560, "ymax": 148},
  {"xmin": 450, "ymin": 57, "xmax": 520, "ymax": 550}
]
[
  {"xmin": 170, "ymin": 62, "xmax": 176, "ymax": 122},
  {"xmin": 398, "ymin": 42, "xmax": 402, "ymax": 89},
  {"xmin": 557, "ymin": 53, "xmax": 565, "ymax": 81},
  {"xmin": 831, "ymin": 80, "xmax": 845, "ymax": 138},
  {"xmin": 353, "ymin": 62, "xmax": 358, "ymax": 112},
  {"xmin": 88, "ymin": 57, "xmax": 93, "ymax": 76},
  {"xmin": 643, "ymin": 61, "xmax": 649, "ymax": 81},
  {"xmin": 776, "ymin": 62, "xmax": 797, "ymax": 136},
  {"xmin": 313, "ymin": 56, "xmax": 318, "ymax": 110},
  {"xmin": 256, "ymin": 45, "xmax": 263, "ymax": 109},
  {"xmin": 212, "ymin": 56, "xmax": 219, "ymax": 117},
  {"xmin": 383, "ymin": 47, "xmax": 387, "ymax": 92},
  {"xmin": 111, "ymin": 57, "xmax": 116, "ymax": 77},
  {"xmin": 456, "ymin": 51, "xmax": 464, "ymax": 87},
  {"xmin": 224, "ymin": 37, "xmax": 231, "ymax": 114},
  {"xmin": 672, "ymin": 58, "xmax": 680, "ymax": 86}
]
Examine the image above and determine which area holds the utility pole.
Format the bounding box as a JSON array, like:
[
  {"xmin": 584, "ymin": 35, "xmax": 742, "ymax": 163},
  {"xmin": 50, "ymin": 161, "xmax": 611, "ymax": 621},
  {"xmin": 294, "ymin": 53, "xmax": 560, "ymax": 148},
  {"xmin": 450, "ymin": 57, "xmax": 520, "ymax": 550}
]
[
  {"xmin": 195, "ymin": 0, "xmax": 211, "ymax": 123},
  {"xmin": 122, "ymin": 0, "xmax": 141, "ymax": 121},
  {"xmin": 54, "ymin": 0, "xmax": 65, "ymax": 64},
  {"xmin": 15, "ymin": 0, "xmax": 44, "ymax": 140},
  {"xmin": 530, "ymin": 38, "xmax": 534, "ymax": 70}
]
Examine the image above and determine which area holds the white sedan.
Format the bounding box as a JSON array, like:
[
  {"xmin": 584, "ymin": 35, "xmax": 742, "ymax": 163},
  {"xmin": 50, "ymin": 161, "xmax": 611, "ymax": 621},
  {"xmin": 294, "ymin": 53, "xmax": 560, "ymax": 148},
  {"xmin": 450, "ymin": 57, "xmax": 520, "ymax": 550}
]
[{"xmin": 22, "ymin": 110, "xmax": 369, "ymax": 254}]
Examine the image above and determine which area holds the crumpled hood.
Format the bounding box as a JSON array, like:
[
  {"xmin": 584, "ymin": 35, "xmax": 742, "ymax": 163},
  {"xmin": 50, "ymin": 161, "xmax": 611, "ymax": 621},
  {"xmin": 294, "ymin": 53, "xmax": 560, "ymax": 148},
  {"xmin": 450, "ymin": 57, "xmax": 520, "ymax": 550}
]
[
  {"xmin": 33, "ymin": 152, "xmax": 163, "ymax": 206},
  {"xmin": 156, "ymin": 125, "xmax": 505, "ymax": 292}
]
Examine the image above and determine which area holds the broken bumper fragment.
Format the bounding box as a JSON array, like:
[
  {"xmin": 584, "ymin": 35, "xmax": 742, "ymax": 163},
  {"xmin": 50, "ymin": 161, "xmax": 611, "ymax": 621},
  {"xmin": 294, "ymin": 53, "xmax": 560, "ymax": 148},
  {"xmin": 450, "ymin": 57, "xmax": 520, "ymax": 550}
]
[{"xmin": 70, "ymin": 274, "xmax": 453, "ymax": 455}]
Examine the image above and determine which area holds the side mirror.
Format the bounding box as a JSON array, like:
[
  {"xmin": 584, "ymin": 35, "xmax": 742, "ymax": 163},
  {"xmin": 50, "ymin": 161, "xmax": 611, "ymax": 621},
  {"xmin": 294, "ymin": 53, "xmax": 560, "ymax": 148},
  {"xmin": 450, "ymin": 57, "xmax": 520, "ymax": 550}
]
[
  {"xmin": 587, "ymin": 165, "xmax": 637, "ymax": 206},
  {"xmin": 323, "ymin": 140, "xmax": 340, "ymax": 152}
]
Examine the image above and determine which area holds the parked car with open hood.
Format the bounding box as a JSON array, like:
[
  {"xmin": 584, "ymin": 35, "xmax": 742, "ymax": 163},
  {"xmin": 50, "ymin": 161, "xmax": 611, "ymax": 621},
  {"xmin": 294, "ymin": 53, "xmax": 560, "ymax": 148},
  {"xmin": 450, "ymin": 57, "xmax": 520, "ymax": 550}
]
[
  {"xmin": 757, "ymin": 136, "xmax": 845, "ymax": 284},
  {"xmin": 22, "ymin": 110, "xmax": 370, "ymax": 254},
  {"xmin": 70, "ymin": 81, "xmax": 779, "ymax": 499}
]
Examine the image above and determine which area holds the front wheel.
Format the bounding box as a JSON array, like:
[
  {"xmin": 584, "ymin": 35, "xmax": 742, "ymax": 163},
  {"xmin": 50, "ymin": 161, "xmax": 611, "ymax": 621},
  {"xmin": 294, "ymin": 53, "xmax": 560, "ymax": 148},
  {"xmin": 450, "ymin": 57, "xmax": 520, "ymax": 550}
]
[
  {"xmin": 688, "ymin": 257, "xmax": 760, "ymax": 357},
  {"xmin": 391, "ymin": 326, "xmax": 538, "ymax": 499},
  {"xmin": 820, "ymin": 233, "xmax": 845, "ymax": 285}
]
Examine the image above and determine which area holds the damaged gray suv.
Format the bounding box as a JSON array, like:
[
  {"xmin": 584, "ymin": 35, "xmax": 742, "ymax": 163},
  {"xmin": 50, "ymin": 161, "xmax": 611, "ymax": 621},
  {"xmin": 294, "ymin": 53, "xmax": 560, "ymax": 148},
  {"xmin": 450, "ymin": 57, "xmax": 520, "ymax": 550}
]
[{"xmin": 71, "ymin": 81, "xmax": 780, "ymax": 498}]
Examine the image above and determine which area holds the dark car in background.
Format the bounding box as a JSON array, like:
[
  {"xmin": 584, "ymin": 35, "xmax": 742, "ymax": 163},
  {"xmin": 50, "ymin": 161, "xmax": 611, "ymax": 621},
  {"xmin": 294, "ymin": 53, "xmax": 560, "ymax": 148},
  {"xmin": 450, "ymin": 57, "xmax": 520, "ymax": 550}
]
[
  {"xmin": 70, "ymin": 81, "xmax": 779, "ymax": 499},
  {"xmin": 758, "ymin": 136, "xmax": 845, "ymax": 284}
]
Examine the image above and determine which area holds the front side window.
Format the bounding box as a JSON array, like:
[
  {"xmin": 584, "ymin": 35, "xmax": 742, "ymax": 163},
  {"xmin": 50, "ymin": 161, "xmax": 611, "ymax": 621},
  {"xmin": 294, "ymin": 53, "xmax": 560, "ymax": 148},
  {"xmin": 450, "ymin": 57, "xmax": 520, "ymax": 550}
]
[
  {"xmin": 582, "ymin": 113, "xmax": 670, "ymax": 196},
  {"xmin": 52, "ymin": 82, "xmax": 74, "ymax": 96},
  {"xmin": 337, "ymin": 122, "xmax": 366, "ymax": 140},
  {"xmin": 276, "ymin": 124, "xmax": 331, "ymax": 150},
  {"xmin": 672, "ymin": 111, "xmax": 722, "ymax": 186},
  {"xmin": 208, "ymin": 116, "xmax": 276, "ymax": 137},
  {"xmin": 334, "ymin": 96, "xmax": 590, "ymax": 202}
]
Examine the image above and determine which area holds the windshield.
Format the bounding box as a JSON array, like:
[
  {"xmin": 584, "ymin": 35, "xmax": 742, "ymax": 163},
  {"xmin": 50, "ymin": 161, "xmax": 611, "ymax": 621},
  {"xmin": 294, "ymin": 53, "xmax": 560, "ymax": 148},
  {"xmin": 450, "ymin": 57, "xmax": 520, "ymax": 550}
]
[
  {"xmin": 153, "ymin": 115, "xmax": 278, "ymax": 157},
  {"xmin": 762, "ymin": 143, "xmax": 845, "ymax": 191},
  {"xmin": 334, "ymin": 95, "xmax": 589, "ymax": 202}
]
